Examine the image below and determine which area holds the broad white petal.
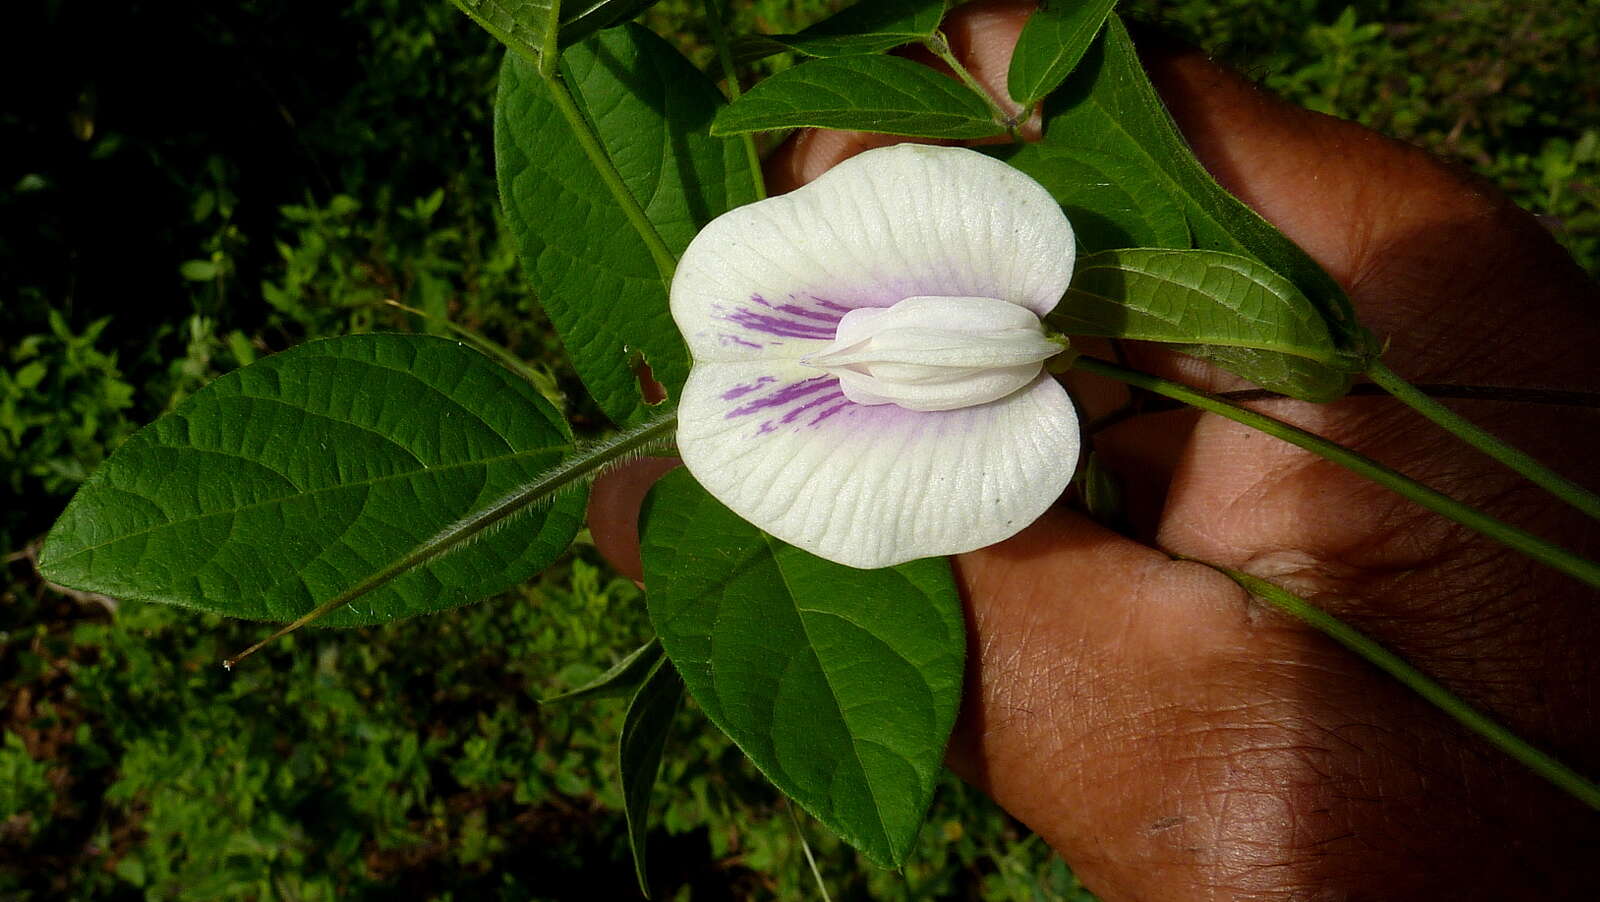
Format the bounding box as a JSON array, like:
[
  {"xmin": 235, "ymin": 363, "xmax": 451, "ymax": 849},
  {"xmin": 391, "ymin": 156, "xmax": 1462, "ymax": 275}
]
[
  {"xmin": 670, "ymin": 144, "xmax": 1076, "ymax": 363},
  {"xmin": 677, "ymin": 360, "xmax": 1080, "ymax": 568}
]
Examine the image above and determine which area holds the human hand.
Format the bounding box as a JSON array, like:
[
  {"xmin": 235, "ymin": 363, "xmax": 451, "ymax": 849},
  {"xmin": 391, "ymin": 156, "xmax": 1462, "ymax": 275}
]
[{"xmin": 589, "ymin": 2, "xmax": 1600, "ymax": 897}]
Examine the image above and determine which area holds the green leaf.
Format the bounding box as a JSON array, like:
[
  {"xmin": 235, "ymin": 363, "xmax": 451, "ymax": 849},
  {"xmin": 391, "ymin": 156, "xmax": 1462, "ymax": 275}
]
[
  {"xmin": 496, "ymin": 25, "xmax": 757, "ymax": 424},
  {"xmin": 39, "ymin": 334, "xmax": 584, "ymax": 627},
  {"xmin": 450, "ymin": 0, "xmax": 666, "ymax": 64},
  {"xmin": 557, "ymin": 0, "xmax": 662, "ymax": 47},
  {"xmin": 619, "ymin": 654, "xmax": 684, "ymax": 897},
  {"xmin": 450, "ymin": 0, "xmax": 558, "ymax": 65},
  {"xmin": 1020, "ymin": 16, "xmax": 1374, "ymax": 399},
  {"xmin": 1005, "ymin": 0, "xmax": 1118, "ymax": 106},
  {"xmin": 543, "ymin": 637, "xmax": 663, "ymax": 703},
  {"xmin": 747, "ymin": 0, "xmax": 948, "ymax": 59},
  {"xmin": 640, "ymin": 470, "xmax": 964, "ymax": 867},
  {"xmin": 712, "ymin": 55, "xmax": 1005, "ymax": 140},
  {"xmin": 993, "ymin": 142, "xmax": 1189, "ymax": 252},
  {"xmin": 1053, "ymin": 248, "xmax": 1362, "ymax": 372}
]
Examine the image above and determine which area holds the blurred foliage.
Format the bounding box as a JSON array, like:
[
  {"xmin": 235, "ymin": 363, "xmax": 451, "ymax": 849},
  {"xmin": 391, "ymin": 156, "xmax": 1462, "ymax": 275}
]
[{"xmin": 2, "ymin": 0, "xmax": 1595, "ymax": 898}]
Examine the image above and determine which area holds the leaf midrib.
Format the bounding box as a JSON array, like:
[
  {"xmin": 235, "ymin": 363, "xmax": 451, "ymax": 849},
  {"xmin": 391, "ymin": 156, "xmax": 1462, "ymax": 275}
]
[
  {"xmin": 761, "ymin": 533, "xmax": 895, "ymax": 859},
  {"xmin": 50, "ymin": 442, "xmax": 572, "ymax": 567}
]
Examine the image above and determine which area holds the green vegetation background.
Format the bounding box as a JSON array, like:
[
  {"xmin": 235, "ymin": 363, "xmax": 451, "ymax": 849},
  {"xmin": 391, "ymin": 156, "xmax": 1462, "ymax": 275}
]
[{"xmin": 2, "ymin": 0, "xmax": 1595, "ymax": 898}]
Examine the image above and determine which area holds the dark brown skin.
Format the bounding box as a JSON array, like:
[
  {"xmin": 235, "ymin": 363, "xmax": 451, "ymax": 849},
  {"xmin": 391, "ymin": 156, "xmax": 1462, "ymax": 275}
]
[{"xmin": 590, "ymin": 3, "xmax": 1600, "ymax": 897}]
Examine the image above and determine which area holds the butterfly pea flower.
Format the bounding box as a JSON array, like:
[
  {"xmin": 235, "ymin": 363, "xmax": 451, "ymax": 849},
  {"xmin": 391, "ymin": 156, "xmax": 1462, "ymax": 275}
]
[{"xmin": 669, "ymin": 144, "xmax": 1080, "ymax": 569}]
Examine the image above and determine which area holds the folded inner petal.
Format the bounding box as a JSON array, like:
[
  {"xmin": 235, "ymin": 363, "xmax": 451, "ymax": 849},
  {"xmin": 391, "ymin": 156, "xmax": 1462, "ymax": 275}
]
[{"xmin": 671, "ymin": 145, "xmax": 1076, "ymax": 364}]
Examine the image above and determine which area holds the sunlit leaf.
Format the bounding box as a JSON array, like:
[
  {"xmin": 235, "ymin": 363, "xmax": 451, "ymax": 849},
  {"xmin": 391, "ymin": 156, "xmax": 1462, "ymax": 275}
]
[
  {"xmin": 640, "ymin": 470, "xmax": 964, "ymax": 867},
  {"xmin": 496, "ymin": 25, "xmax": 757, "ymax": 424},
  {"xmin": 40, "ymin": 334, "xmax": 585, "ymax": 627},
  {"xmin": 712, "ymin": 55, "xmax": 1004, "ymax": 140},
  {"xmin": 1054, "ymin": 248, "xmax": 1360, "ymax": 370},
  {"xmin": 743, "ymin": 0, "xmax": 948, "ymax": 59},
  {"xmin": 1006, "ymin": 0, "xmax": 1118, "ymax": 106}
]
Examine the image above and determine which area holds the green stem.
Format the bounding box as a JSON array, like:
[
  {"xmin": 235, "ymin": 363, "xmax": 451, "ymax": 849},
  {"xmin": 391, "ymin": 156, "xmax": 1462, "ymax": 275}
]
[
  {"xmin": 1192, "ymin": 559, "xmax": 1600, "ymax": 811},
  {"xmin": 1367, "ymin": 359, "xmax": 1600, "ymax": 522},
  {"xmin": 223, "ymin": 412, "xmax": 679, "ymax": 669},
  {"xmin": 1072, "ymin": 355, "xmax": 1600, "ymax": 590},
  {"xmin": 924, "ymin": 31, "xmax": 1019, "ymax": 140},
  {"xmin": 702, "ymin": 0, "xmax": 766, "ymax": 201},
  {"xmin": 542, "ymin": 66, "xmax": 678, "ymax": 285}
]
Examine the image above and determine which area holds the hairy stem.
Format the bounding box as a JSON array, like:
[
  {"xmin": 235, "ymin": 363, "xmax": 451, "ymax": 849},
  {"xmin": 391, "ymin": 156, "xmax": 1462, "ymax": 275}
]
[
  {"xmin": 1072, "ymin": 355, "xmax": 1600, "ymax": 589},
  {"xmin": 702, "ymin": 0, "xmax": 766, "ymax": 201},
  {"xmin": 1191, "ymin": 559, "xmax": 1600, "ymax": 811},
  {"xmin": 224, "ymin": 413, "xmax": 679, "ymax": 668},
  {"xmin": 1367, "ymin": 359, "xmax": 1600, "ymax": 522}
]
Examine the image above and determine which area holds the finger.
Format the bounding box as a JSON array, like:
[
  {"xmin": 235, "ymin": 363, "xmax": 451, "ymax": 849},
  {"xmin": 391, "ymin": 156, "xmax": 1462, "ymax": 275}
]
[
  {"xmin": 587, "ymin": 456, "xmax": 681, "ymax": 582},
  {"xmin": 946, "ymin": 509, "xmax": 1596, "ymax": 900}
]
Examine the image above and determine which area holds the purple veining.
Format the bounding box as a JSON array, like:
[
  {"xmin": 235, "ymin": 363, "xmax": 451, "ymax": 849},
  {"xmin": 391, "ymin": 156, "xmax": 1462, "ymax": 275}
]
[
  {"xmin": 719, "ymin": 376, "xmax": 776, "ymax": 400},
  {"xmin": 809, "ymin": 400, "xmax": 853, "ymax": 426},
  {"xmin": 726, "ymin": 376, "xmax": 835, "ymax": 418},
  {"xmin": 778, "ymin": 390, "xmax": 847, "ymax": 425},
  {"xmin": 774, "ymin": 303, "xmax": 839, "ymax": 323},
  {"xmin": 723, "ymin": 307, "xmax": 836, "ymax": 340},
  {"xmin": 718, "ymin": 334, "xmax": 763, "ymax": 349},
  {"xmin": 811, "ymin": 297, "xmax": 852, "ymax": 313}
]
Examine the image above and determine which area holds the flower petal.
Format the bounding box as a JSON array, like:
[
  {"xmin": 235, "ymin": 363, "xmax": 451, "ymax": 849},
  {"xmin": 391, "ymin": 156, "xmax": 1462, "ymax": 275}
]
[
  {"xmin": 670, "ymin": 144, "xmax": 1076, "ymax": 363},
  {"xmin": 676, "ymin": 360, "xmax": 1080, "ymax": 568}
]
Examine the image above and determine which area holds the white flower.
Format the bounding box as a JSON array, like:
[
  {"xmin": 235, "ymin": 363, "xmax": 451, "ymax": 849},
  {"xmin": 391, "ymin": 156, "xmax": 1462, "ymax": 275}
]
[{"xmin": 669, "ymin": 144, "xmax": 1080, "ymax": 569}]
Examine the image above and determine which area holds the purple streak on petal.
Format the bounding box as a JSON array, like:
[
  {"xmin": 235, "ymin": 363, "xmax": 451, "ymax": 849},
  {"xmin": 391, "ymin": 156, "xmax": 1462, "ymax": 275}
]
[
  {"xmin": 718, "ymin": 334, "xmax": 763, "ymax": 349},
  {"xmin": 811, "ymin": 297, "xmax": 852, "ymax": 313},
  {"xmin": 779, "ymin": 390, "xmax": 846, "ymax": 425},
  {"xmin": 774, "ymin": 304, "xmax": 840, "ymax": 323},
  {"xmin": 808, "ymin": 400, "xmax": 853, "ymax": 426},
  {"xmin": 719, "ymin": 376, "xmax": 776, "ymax": 400},
  {"xmin": 726, "ymin": 376, "xmax": 836, "ymax": 418},
  {"xmin": 722, "ymin": 306, "xmax": 837, "ymax": 340}
]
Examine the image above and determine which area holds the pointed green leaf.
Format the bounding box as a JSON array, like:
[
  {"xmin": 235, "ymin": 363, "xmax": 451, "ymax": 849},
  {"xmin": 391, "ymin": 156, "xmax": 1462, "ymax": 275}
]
[
  {"xmin": 991, "ymin": 142, "xmax": 1189, "ymax": 252},
  {"xmin": 557, "ymin": 0, "xmax": 663, "ymax": 46},
  {"xmin": 1013, "ymin": 16, "xmax": 1374, "ymax": 399},
  {"xmin": 451, "ymin": 0, "xmax": 668, "ymax": 64},
  {"xmin": 39, "ymin": 334, "xmax": 585, "ymax": 627},
  {"xmin": 544, "ymin": 637, "xmax": 663, "ymax": 703},
  {"xmin": 640, "ymin": 470, "xmax": 964, "ymax": 867},
  {"xmin": 712, "ymin": 55, "xmax": 1005, "ymax": 139},
  {"xmin": 496, "ymin": 25, "xmax": 758, "ymax": 425},
  {"xmin": 1006, "ymin": 0, "xmax": 1118, "ymax": 106},
  {"xmin": 746, "ymin": 0, "xmax": 948, "ymax": 59},
  {"xmin": 1053, "ymin": 248, "xmax": 1361, "ymax": 370},
  {"xmin": 620, "ymin": 654, "xmax": 684, "ymax": 897},
  {"xmin": 450, "ymin": 0, "xmax": 558, "ymax": 65}
]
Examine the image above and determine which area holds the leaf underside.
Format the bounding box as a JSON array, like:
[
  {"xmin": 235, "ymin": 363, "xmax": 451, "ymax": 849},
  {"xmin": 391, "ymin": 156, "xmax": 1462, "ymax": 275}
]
[
  {"xmin": 40, "ymin": 334, "xmax": 585, "ymax": 627},
  {"xmin": 640, "ymin": 470, "xmax": 965, "ymax": 867},
  {"xmin": 747, "ymin": 0, "xmax": 948, "ymax": 59}
]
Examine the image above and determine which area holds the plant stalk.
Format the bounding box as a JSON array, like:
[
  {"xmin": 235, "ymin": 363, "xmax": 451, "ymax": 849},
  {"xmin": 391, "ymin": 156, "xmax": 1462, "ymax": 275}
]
[
  {"xmin": 702, "ymin": 0, "xmax": 766, "ymax": 201},
  {"xmin": 223, "ymin": 413, "xmax": 678, "ymax": 669},
  {"xmin": 1192, "ymin": 559, "xmax": 1600, "ymax": 811},
  {"xmin": 541, "ymin": 66, "xmax": 679, "ymax": 286},
  {"xmin": 1366, "ymin": 359, "xmax": 1600, "ymax": 522},
  {"xmin": 924, "ymin": 31, "xmax": 1019, "ymax": 140},
  {"xmin": 1071, "ymin": 355, "xmax": 1600, "ymax": 590}
]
